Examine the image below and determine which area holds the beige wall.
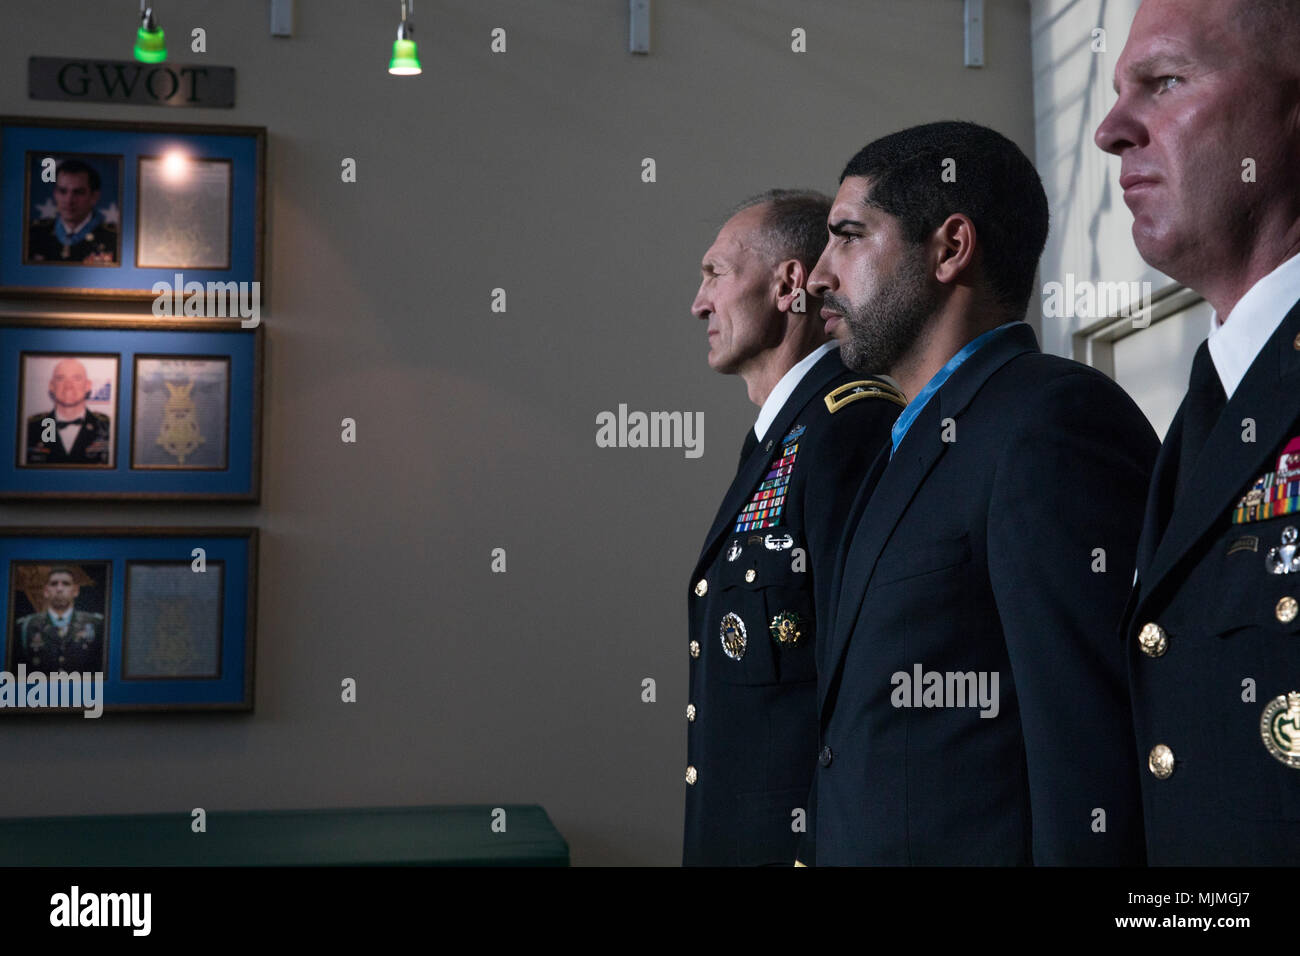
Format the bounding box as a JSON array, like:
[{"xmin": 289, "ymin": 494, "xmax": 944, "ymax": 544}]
[{"xmin": 0, "ymin": 0, "xmax": 1036, "ymax": 865}]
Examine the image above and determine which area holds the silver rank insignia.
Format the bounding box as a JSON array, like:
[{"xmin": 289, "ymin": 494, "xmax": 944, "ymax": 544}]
[
  {"xmin": 769, "ymin": 610, "xmax": 803, "ymax": 645},
  {"xmin": 726, "ymin": 541, "xmax": 743, "ymax": 562},
  {"xmin": 764, "ymin": 533, "xmax": 793, "ymax": 551},
  {"xmin": 719, "ymin": 612, "xmax": 747, "ymax": 660},
  {"xmin": 1266, "ymin": 526, "xmax": 1300, "ymax": 574},
  {"xmin": 1260, "ymin": 691, "xmax": 1300, "ymax": 768}
]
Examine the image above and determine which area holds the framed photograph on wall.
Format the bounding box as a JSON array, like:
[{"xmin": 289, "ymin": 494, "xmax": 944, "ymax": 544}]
[
  {"xmin": 0, "ymin": 116, "xmax": 264, "ymax": 303},
  {"xmin": 8, "ymin": 560, "xmax": 110, "ymax": 676},
  {"xmin": 0, "ymin": 317, "xmax": 261, "ymax": 501},
  {"xmin": 17, "ymin": 350, "xmax": 119, "ymax": 468},
  {"xmin": 21, "ymin": 151, "xmax": 123, "ymax": 267},
  {"xmin": 1, "ymin": 527, "xmax": 256, "ymax": 713}
]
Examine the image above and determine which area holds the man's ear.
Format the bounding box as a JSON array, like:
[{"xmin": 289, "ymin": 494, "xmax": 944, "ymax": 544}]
[
  {"xmin": 774, "ymin": 258, "xmax": 811, "ymax": 314},
  {"xmin": 932, "ymin": 213, "xmax": 977, "ymax": 286}
]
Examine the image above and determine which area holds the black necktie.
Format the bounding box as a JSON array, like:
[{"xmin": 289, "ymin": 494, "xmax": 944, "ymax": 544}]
[
  {"xmin": 56, "ymin": 418, "xmax": 84, "ymax": 428},
  {"xmin": 738, "ymin": 428, "xmax": 759, "ymax": 470},
  {"xmin": 1176, "ymin": 339, "xmax": 1226, "ymax": 500}
]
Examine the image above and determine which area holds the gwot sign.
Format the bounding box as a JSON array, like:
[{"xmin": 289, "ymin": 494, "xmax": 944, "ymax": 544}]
[{"xmin": 29, "ymin": 57, "xmax": 235, "ymax": 108}]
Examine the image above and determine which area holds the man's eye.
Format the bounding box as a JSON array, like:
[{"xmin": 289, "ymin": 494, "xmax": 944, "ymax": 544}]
[{"xmin": 1156, "ymin": 75, "xmax": 1181, "ymax": 93}]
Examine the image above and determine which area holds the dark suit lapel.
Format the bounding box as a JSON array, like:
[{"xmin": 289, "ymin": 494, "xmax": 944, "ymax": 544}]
[
  {"xmin": 819, "ymin": 322, "xmax": 1039, "ymax": 718},
  {"xmin": 1138, "ymin": 298, "xmax": 1300, "ymax": 613},
  {"xmin": 1135, "ymin": 409, "xmax": 1185, "ymax": 578},
  {"xmin": 1120, "ymin": 410, "xmax": 1183, "ymax": 637},
  {"xmin": 694, "ymin": 350, "xmax": 848, "ymax": 572}
]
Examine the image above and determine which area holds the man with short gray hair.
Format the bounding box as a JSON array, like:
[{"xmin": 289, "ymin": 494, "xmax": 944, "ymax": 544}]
[
  {"xmin": 683, "ymin": 189, "xmax": 902, "ymax": 865},
  {"xmin": 1097, "ymin": 0, "xmax": 1300, "ymax": 864}
]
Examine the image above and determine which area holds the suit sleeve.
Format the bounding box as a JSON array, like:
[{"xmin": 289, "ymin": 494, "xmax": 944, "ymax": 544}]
[
  {"xmin": 987, "ymin": 371, "xmax": 1155, "ymax": 864},
  {"xmin": 794, "ymin": 396, "xmax": 898, "ymax": 866}
]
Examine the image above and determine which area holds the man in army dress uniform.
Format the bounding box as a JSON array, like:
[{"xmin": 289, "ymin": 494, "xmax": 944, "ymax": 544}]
[
  {"xmin": 683, "ymin": 189, "xmax": 903, "ymax": 865},
  {"xmin": 12, "ymin": 567, "xmax": 105, "ymax": 674},
  {"xmin": 25, "ymin": 357, "xmax": 112, "ymax": 466},
  {"xmin": 26, "ymin": 158, "xmax": 119, "ymax": 265},
  {"xmin": 1097, "ymin": 0, "xmax": 1300, "ymax": 863}
]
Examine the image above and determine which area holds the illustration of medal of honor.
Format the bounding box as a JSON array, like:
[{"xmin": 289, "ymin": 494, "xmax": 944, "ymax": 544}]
[{"xmin": 155, "ymin": 381, "xmax": 206, "ymax": 464}]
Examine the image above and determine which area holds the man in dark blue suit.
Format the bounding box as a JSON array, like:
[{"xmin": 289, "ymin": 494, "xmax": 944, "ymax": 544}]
[
  {"xmin": 1096, "ymin": 0, "xmax": 1300, "ymax": 864},
  {"xmin": 683, "ymin": 190, "xmax": 903, "ymax": 865},
  {"xmin": 802, "ymin": 122, "xmax": 1157, "ymax": 865}
]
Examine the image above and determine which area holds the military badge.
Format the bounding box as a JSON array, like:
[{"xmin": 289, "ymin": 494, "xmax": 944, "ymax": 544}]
[
  {"xmin": 719, "ymin": 612, "xmax": 747, "ymax": 660},
  {"xmin": 1266, "ymin": 526, "xmax": 1300, "ymax": 574},
  {"xmin": 726, "ymin": 541, "xmax": 743, "ymax": 562},
  {"xmin": 733, "ymin": 446, "xmax": 799, "ymax": 533},
  {"xmin": 1234, "ymin": 437, "xmax": 1300, "ymax": 523},
  {"xmin": 782, "ymin": 424, "xmax": 806, "ymax": 445},
  {"xmin": 769, "ymin": 610, "xmax": 803, "ymax": 645},
  {"xmin": 1276, "ymin": 437, "xmax": 1300, "ymax": 482},
  {"xmin": 764, "ymin": 533, "xmax": 793, "ymax": 551},
  {"xmin": 1227, "ymin": 535, "xmax": 1259, "ymax": 556},
  {"xmin": 1260, "ymin": 691, "xmax": 1300, "ymax": 768}
]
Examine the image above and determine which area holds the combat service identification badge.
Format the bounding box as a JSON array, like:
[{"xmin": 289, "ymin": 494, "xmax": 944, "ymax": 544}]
[
  {"xmin": 1260, "ymin": 691, "xmax": 1300, "ymax": 768},
  {"xmin": 769, "ymin": 610, "xmax": 803, "ymax": 645},
  {"xmin": 726, "ymin": 540, "xmax": 743, "ymax": 562},
  {"xmin": 719, "ymin": 613, "xmax": 747, "ymax": 661}
]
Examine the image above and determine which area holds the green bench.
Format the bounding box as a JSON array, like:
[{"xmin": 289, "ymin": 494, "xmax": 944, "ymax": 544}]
[{"xmin": 0, "ymin": 804, "xmax": 569, "ymax": 866}]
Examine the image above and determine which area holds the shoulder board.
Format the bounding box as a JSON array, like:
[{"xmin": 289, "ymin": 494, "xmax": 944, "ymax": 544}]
[{"xmin": 824, "ymin": 379, "xmax": 907, "ymax": 413}]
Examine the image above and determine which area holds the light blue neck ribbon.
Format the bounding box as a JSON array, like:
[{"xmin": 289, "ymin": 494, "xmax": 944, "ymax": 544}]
[
  {"xmin": 55, "ymin": 210, "xmax": 103, "ymax": 247},
  {"xmin": 890, "ymin": 321, "xmax": 1025, "ymax": 457}
]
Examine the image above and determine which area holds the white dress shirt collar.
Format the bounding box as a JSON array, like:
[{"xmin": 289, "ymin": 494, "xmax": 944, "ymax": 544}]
[
  {"xmin": 753, "ymin": 342, "xmax": 839, "ymax": 442},
  {"xmin": 1207, "ymin": 253, "xmax": 1300, "ymax": 399}
]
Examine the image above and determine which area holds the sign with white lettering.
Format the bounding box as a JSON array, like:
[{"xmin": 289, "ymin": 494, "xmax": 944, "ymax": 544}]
[{"xmin": 28, "ymin": 57, "xmax": 235, "ymax": 108}]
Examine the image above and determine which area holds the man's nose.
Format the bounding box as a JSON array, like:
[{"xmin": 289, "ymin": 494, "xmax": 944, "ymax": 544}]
[
  {"xmin": 807, "ymin": 259, "xmax": 832, "ymax": 298},
  {"xmin": 1095, "ymin": 97, "xmax": 1139, "ymax": 155},
  {"xmin": 690, "ymin": 288, "xmax": 710, "ymax": 320}
]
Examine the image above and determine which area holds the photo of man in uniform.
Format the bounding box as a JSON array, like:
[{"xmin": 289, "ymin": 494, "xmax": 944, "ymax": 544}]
[
  {"xmin": 25, "ymin": 156, "xmax": 120, "ymax": 265},
  {"xmin": 10, "ymin": 565, "xmax": 107, "ymax": 675},
  {"xmin": 22, "ymin": 355, "xmax": 115, "ymax": 467}
]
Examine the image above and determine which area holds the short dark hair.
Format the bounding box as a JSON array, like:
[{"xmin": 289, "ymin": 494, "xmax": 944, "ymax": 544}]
[
  {"xmin": 56, "ymin": 158, "xmax": 101, "ymax": 193},
  {"xmin": 730, "ymin": 189, "xmax": 833, "ymax": 274},
  {"xmin": 839, "ymin": 121, "xmax": 1049, "ymax": 317},
  {"xmin": 46, "ymin": 566, "xmax": 75, "ymax": 583}
]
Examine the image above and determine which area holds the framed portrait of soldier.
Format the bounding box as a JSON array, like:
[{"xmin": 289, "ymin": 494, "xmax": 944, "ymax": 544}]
[
  {"xmin": 0, "ymin": 318, "xmax": 261, "ymax": 501},
  {"xmin": 21, "ymin": 151, "xmax": 122, "ymax": 267},
  {"xmin": 0, "ymin": 527, "xmax": 256, "ymax": 712},
  {"xmin": 0, "ymin": 116, "xmax": 264, "ymax": 301},
  {"xmin": 6, "ymin": 560, "xmax": 110, "ymax": 675},
  {"xmin": 131, "ymin": 356, "xmax": 230, "ymax": 470},
  {"xmin": 16, "ymin": 351, "xmax": 118, "ymax": 469}
]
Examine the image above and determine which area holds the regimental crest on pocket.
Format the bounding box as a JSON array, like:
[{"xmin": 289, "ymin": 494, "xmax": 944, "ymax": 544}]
[{"xmin": 1261, "ymin": 691, "xmax": 1300, "ymax": 769}]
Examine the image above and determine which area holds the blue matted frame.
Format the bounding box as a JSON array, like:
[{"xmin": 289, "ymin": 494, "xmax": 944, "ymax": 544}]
[
  {"xmin": 0, "ymin": 316, "xmax": 263, "ymax": 501},
  {"xmin": 0, "ymin": 115, "xmax": 265, "ymax": 301},
  {"xmin": 1, "ymin": 526, "xmax": 257, "ymax": 712}
]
